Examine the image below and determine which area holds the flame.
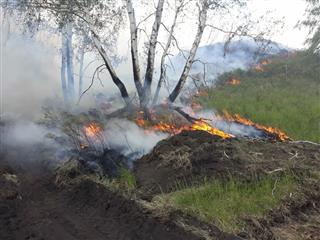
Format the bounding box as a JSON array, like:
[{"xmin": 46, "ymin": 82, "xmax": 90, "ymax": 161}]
[
  {"xmin": 190, "ymin": 119, "xmax": 233, "ymax": 138},
  {"xmin": 83, "ymin": 123, "xmax": 103, "ymax": 138},
  {"xmin": 255, "ymin": 59, "xmax": 271, "ymax": 72},
  {"xmin": 136, "ymin": 114, "xmax": 232, "ymax": 139},
  {"xmin": 222, "ymin": 110, "xmax": 290, "ymax": 141},
  {"xmin": 228, "ymin": 79, "xmax": 241, "ymax": 85},
  {"xmin": 135, "ymin": 108, "xmax": 289, "ymax": 141}
]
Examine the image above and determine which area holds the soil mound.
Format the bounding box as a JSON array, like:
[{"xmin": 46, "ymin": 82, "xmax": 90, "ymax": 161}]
[{"xmin": 134, "ymin": 131, "xmax": 320, "ymax": 195}]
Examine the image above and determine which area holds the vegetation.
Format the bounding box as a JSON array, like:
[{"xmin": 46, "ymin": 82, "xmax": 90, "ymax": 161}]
[
  {"xmin": 117, "ymin": 167, "xmax": 137, "ymax": 190},
  {"xmin": 300, "ymin": 0, "xmax": 320, "ymax": 53},
  {"xmin": 159, "ymin": 174, "xmax": 297, "ymax": 232},
  {"xmin": 199, "ymin": 51, "xmax": 320, "ymax": 142},
  {"xmin": 55, "ymin": 160, "xmax": 136, "ymax": 192}
]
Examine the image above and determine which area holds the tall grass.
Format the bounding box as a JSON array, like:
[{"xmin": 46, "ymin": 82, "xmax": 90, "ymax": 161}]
[
  {"xmin": 168, "ymin": 175, "xmax": 297, "ymax": 232},
  {"xmin": 199, "ymin": 52, "xmax": 320, "ymax": 142}
]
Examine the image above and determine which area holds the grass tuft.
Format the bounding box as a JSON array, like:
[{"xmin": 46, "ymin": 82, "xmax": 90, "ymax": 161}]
[{"xmin": 117, "ymin": 167, "xmax": 137, "ymax": 190}]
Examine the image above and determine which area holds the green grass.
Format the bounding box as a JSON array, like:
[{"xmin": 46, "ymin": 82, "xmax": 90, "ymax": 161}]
[
  {"xmin": 166, "ymin": 175, "xmax": 297, "ymax": 232},
  {"xmin": 117, "ymin": 167, "xmax": 137, "ymax": 190},
  {"xmin": 199, "ymin": 51, "xmax": 320, "ymax": 142}
]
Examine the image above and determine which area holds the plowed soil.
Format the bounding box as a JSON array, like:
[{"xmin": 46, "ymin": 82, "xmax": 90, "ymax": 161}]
[
  {"xmin": 0, "ymin": 147, "xmax": 205, "ymax": 240},
  {"xmin": 1, "ymin": 130, "xmax": 320, "ymax": 240}
]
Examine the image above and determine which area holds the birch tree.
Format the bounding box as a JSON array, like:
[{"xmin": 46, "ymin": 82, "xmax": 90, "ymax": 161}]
[{"xmin": 1, "ymin": 0, "xmax": 277, "ymax": 112}]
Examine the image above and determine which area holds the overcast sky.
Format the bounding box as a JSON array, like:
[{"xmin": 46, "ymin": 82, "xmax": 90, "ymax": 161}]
[
  {"xmin": 247, "ymin": 0, "xmax": 308, "ymax": 49},
  {"xmin": 169, "ymin": 0, "xmax": 309, "ymax": 49}
]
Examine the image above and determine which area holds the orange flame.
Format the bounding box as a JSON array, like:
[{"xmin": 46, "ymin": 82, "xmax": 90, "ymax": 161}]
[
  {"xmin": 255, "ymin": 59, "xmax": 271, "ymax": 72},
  {"xmin": 136, "ymin": 115, "xmax": 232, "ymax": 139},
  {"xmin": 228, "ymin": 79, "xmax": 241, "ymax": 85},
  {"xmin": 190, "ymin": 119, "xmax": 233, "ymax": 138},
  {"xmin": 84, "ymin": 123, "xmax": 103, "ymax": 138},
  {"xmin": 222, "ymin": 110, "xmax": 290, "ymax": 141}
]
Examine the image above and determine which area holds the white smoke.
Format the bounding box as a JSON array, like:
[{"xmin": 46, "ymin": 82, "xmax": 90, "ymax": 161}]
[
  {"xmin": 190, "ymin": 109, "xmax": 265, "ymax": 139},
  {"xmin": 104, "ymin": 119, "xmax": 168, "ymax": 159},
  {"xmin": 2, "ymin": 120, "xmax": 49, "ymax": 146},
  {"xmin": 167, "ymin": 38, "xmax": 290, "ymax": 86},
  {"xmin": 1, "ymin": 32, "xmax": 61, "ymax": 119}
]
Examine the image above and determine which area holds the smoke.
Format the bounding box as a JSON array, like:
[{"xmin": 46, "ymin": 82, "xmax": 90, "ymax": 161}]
[
  {"xmin": 186, "ymin": 108, "xmax": 266, "ymax": 139},
  {"xmin": 2, "ymin": 120, "xmax": 49, "ymax": 146},
  {"xmin": 0, "ymin": 116, "xmax": 67, "ymax": 169},
  {"xmin": 1, "ymin": 32, "xmax": 61, "ymax": 119},
  {"xmin": 167, "ymin": 39, "xmax": 290, "ymax": 87},
  {"xmin": 104, "ymin": 119, "xmax": 168, "ymax": 159}
]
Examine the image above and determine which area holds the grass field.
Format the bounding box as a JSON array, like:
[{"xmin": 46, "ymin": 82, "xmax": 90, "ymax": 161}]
[
  {"xmin": 199, "ymin": 51, "xmax": 320, "ymax": 142},
  {"xmin": 157, "ymin": 174, "xmax": 297, "ymax": 232}
]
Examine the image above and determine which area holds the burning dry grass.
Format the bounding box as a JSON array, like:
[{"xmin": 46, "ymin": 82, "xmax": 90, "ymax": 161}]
[
  {"xmin": 135, "ymin": 107, "xmax": 289, "ymax": 141},
  {"xmin": 199, "ymin": 51, "xmax": 320, "ymax": 142},
  {"xmin": 220, "ymin": 110, "xmax": 291, "ymax": 141},
  {"xmin": 228, "ymin": 78, "xmax": 241, "ymax": 85},
  {"xmin": 254, "ymin": 59, "xmax": 272, "ymax": 72}
]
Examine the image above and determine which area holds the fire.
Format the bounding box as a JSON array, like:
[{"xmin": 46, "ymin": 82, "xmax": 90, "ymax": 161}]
[
  {"xmin": 255, "ymin": 59, "xmax": 271, "ymax": 72},
  {"xmin": 83, "ymin": 123, "xmax": 103, "ymax": 138},
  {"xmin": 222, "ymin": 110, "xmax": 291, "ymax": 141},
  {"xmin": 136, "ymin": 115, "xmax": 232, "ymax": 139},
  {"xmin": 135, "ymin": 109, "xmax": 289, "ymax": 141},
  {"xmin": 190, "ymin": 119, "xmax": 233, "ymax": 139},
  {"xmin": 228, "ymin": 79, "xmax": 241, "ymax": 85}
]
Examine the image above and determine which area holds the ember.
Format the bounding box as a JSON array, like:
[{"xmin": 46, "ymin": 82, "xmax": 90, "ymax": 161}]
[
  {"xmin": 83, "ymin": 123, "xmax": 103, "ymax": 138},
  {"xmin": 255, "ymin": 59, "xmax": 271, "ymax": 72}
]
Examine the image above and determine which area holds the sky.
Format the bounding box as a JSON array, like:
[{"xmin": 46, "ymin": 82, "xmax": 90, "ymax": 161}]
[
  {"xmin": 168, "ymin": 0, "xmax": 309, "ymax": 49},
  {"xmin": 247, "ymin": 0, "xmax": 308, "ymax": 49}
]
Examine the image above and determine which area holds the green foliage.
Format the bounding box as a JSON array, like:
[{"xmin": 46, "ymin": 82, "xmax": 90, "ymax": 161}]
[
  {"xmin": 168, "ymin": 174, "xmax": 297, "ymax": 232},
  {"xmin": 117, "ymin": 167, "xmax": 137, "ymax": 190},
  {"xmin": 199, "ymin": 52, "xmax": 320, "ymax": 142},
  {"xmin": 300, "ymin": 0, "xmax": 320, "ymax": 53}
]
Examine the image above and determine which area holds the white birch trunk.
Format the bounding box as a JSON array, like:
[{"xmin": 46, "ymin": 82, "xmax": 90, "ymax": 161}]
[
  {"xmin": 143, "ymin": 0, "xmax": 165, "ymax": 105},
  {"xmin": 153, "ymin": 4, "xmax": 180, "ymax": 105},
  {"xmin": 66, "ymin": 22, "xmax": 75, "ymax": 102},
  {"xmin": 168, "ymin": 2, "xmax": 208, "ymax": 103},
  {"xmin": 126, "ymin": 0, "xmax": 143, "ymax": 102},
  {"xmin": 78, "ymin": 40, "xmax": 85, "ymax": 98},
  {"xmin": 61, "ymin": 31, "xmax": 68, "ymax": 103}
]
